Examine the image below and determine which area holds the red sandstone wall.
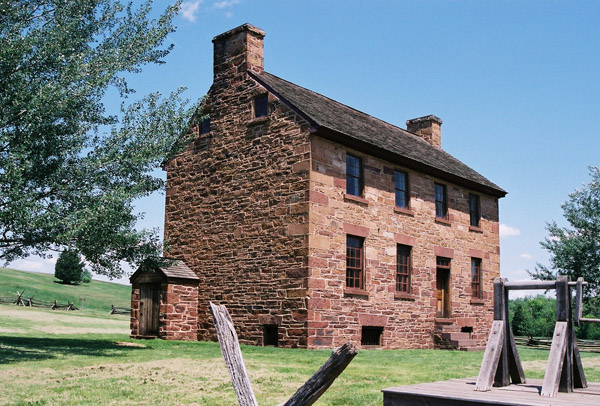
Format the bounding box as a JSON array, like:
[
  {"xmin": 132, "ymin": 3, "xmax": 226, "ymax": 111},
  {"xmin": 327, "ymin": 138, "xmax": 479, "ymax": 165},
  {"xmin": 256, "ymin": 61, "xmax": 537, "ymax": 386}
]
[
  {"xmin": 159, "ymin": 282, "xmax": 198, "ymax": 340},
  {"xmin": 306, "ymin": 136, "xmax": 500, "ymax": 349},
  {"xmin": 164, "ymin": 74, "xmax": 311, "ymax": 347}
]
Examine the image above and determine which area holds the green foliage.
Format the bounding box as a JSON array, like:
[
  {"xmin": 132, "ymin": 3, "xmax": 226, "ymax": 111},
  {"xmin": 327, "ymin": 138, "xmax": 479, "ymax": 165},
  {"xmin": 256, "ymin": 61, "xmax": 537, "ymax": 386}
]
[
  {"xmin": 1, "ymin": 267, "xmax": 130, "ymax": 312},
  {"xmin": 509, "ymin": 296, "xmax": 556, "ymax": 338},
  {"xmin": 529, "ymin": 167, "xmax": 600, "ymax": 300},
  {"xmin": 54, "ymin": 249, "xmax": 85, "ymax": 284},
  {"xmin": 0, "ymin": 0, "xmax": 200, "ymax": 278},
  {"xmin": 509, "ymin": 295, "xmax": 600, "ymax": 339},
  {"xmin": 81, "ymin": 269, "xmax": 92, "ymax": 284}
]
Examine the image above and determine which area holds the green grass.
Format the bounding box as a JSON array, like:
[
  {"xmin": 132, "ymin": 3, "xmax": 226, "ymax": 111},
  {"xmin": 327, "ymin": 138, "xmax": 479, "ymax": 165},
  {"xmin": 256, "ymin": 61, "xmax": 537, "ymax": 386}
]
[
  {"xmin": 0, "ymin": 267, "xmax": 131, "ymax": 314},
  {"xmin": 1, "ymin": 306, "xmax": 599, "ymax": 405}
]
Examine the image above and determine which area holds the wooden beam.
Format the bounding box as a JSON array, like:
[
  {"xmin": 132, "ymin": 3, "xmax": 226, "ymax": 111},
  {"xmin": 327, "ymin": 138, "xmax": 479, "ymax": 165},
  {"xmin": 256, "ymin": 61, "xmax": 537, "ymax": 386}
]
[
  {"xmin": 574, "ymin": 277, "xmax": 584, "ymax": 326},
  {"xmin": 282, "ymin": 343, "xmax": 357, "ymax": 406},
  {"xmin": 506, "ymin": 324, "xmax": 526, "ymax": 384},
  {"xmin": 541, "ymin": 321, "xmax": 568, "ymax": 397},
  {"xmin": 209, "ymin": 302, "xmax": 258, "ymax": 406},
  {"xmin": 494, "ymin": 279, "xmax": 509, "ymax": 387},
  {"xmin": 573, "ymin": 343, "xmax": 588, "ymax": 389},
  {"xmin": 475, "ymin": 320, "xmax": 505, "ymax": 391}
]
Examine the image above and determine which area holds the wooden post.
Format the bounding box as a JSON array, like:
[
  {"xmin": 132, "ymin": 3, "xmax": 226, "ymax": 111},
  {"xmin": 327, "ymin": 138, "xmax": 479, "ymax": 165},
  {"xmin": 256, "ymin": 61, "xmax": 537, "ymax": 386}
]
[
  {"xmin": 493, "ymin": 278, "xmax": 510, "ymax": 387},
  {"xmin": 475, "ymin": 320, "xmax": 504, "ymax": 391},
  {"xmin": 541, "ymin": 321, "xmax": 568, "ymax": 397},
  {"xmin": 209, "ymin": 302, "xmax": 258, "ymax": 406},
  {"xmin": 557, "ymin": 276, "xmax": 573, "ymax": 393},
  {"xmin": 282, "ymin": 343, "xmax": 357, "ymax": 406}
]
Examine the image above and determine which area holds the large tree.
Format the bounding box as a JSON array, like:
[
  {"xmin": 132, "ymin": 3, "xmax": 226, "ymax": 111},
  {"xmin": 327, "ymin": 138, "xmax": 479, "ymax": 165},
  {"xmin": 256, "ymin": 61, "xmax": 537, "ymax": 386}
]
[
  {"xmin": 0, "ymin": 1, "xmax": 198, "ymax": 277},
  {"xmin": 529, "ymin": 166, "xmax": 600, "ymax": 302}
]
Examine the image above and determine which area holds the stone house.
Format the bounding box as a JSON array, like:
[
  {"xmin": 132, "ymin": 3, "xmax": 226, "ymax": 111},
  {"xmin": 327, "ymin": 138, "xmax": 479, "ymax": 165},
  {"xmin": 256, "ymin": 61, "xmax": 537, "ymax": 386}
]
[{"xmin": 132, "ymin": 23, "xmax": 506, "ymax": 350}]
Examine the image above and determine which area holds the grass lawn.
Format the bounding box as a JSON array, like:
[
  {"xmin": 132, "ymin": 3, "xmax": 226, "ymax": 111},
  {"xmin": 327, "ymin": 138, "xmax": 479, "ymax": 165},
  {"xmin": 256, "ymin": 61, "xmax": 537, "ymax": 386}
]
[{"xmin": 1, "ymin": 306, "xmax": 600, "ymax": 406}]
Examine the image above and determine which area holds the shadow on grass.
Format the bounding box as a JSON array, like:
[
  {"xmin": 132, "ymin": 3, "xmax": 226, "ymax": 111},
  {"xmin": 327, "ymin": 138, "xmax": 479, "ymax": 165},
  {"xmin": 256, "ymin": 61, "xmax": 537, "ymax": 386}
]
[{"xmin": 0, "ymin": 335, "xmax": 145, "ymax": 364}]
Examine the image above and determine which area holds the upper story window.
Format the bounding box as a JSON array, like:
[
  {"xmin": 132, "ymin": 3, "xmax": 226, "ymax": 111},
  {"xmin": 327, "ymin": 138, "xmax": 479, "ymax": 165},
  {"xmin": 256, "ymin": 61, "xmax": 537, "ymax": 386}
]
[
  {"xmin": 396, "ymin": 244, "xmax": 411, "ymax": 293},
  {"xmin": 200, "ymin": 117, "xmax": 211, "ymax": 134},
  {"xmin": 254, "ymin": 94, "xmax": 269, "ymax": 118},
  {"xmin": 394, "ymin": 171, "xmax": 409, "ymax": 209},
  {"xmin": 471, "ymin": 258, "xmax": 482, "ymax": 298},
  {"xmin": 434, "ymin": 183, "xmax": 448, "ymax": 219},
  {"xmin": 469, "ymin": 194, "xmax": 481, "ymax": 227},
  {"xmin": 346, "ymin": 235, "xmax": 364, "ymax": 289},
  {"xmin": 346, "ymin": 154, "xmax": 363, "ymax": 196}
]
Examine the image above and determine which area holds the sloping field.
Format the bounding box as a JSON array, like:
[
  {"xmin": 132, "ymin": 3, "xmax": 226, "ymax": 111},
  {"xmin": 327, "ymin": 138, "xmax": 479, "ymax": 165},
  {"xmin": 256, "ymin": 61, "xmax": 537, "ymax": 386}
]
[{"xmin": 0, "ymin": 267, "xmax": 131, "ymax": 314}]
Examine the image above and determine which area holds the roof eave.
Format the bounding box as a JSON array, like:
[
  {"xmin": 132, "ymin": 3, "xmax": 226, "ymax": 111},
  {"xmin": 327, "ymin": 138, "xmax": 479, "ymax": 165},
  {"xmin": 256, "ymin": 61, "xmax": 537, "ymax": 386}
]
[{"xmin": 314, "ymin": 126, "xmax": 507, "ymax": 198}]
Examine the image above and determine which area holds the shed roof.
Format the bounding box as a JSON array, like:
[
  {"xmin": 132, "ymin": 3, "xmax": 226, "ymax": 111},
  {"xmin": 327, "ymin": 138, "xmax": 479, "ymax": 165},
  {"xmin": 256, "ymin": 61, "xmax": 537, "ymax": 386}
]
[
  {"xmin": 130, "ymin": 259, "xmax": 199, "ymax": 283},
  {"xmin": 250, "ymin": 71, "xmax": 506, "ymax": 198}
]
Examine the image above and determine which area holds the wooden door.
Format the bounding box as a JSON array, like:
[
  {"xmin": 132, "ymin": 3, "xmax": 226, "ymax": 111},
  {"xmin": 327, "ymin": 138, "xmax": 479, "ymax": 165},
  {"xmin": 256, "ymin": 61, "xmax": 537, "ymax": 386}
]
[
  {"xmin": 139, "ymin": 283, "xmax": 160, "ymax": 336},
  {"xmin": 436, "ymin": 269, "xmax": 451, "ymax": 318}
]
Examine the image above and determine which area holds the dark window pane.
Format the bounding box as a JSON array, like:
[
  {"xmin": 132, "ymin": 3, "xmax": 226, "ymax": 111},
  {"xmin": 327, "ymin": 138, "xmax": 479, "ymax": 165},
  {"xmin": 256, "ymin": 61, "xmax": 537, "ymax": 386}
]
[
  {"xmin": 254, "ymin": 95, "xmax": 268, "ymax": 118},
  {"xmin": 394, "ymin": 171, "xmax": 408, "ymax": 208},
  {"xmin": 396, "ymin": 244, "xmax": 411, "ymax": 293},
  {"xmin": 469, "ymin": 194, "xmax": 480, "ymax": 227},
  {"xmin": 346, "ymin": 235, "xmax": 363, "ymax": 289},
  {"xmin": 435, "ymin": 183, "xmax": 447, "ymax": 218},
  {"xmin": 200, "ymin": 117, "xmax": 211, "ymax": 134},
  {"xmin": 346, "ymin": 154, "xmax": 363, "ymax": 196},
  {"xmin": 471, "ymin": 258, "xmax": 481, "ymax": 298},
  {"xmin": 436, "ymin": 257, "xmax": 451, "ymax": 269}
]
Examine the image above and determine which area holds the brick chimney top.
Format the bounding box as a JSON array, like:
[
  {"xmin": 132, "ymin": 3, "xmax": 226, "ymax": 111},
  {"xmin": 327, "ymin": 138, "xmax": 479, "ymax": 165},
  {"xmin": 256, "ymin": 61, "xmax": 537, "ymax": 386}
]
[
  {"xmin": 406, "ymin": 115, "xmax": 443, "ymax": 148},
  {"xmin": 213, "ymin": 23, "xmax": 266, "ymax": 79}
]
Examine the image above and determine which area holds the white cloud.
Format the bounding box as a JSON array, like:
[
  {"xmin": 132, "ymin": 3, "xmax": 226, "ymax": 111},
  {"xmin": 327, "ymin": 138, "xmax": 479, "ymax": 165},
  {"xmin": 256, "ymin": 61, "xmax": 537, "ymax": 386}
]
[
  {"xmin": 213, "ymin": 0, "xmax": 242, "ymax": 10},
  {"xmin": 499, "ymin": 223, "xmax": 521, "ymax": 238},
  {"xmin": 180, "ymin": 1, "xmax": 202, "ymax": 22},
  {"xmin": 519, "ymin": 253, "xmax": 534, "ymax": 260}
]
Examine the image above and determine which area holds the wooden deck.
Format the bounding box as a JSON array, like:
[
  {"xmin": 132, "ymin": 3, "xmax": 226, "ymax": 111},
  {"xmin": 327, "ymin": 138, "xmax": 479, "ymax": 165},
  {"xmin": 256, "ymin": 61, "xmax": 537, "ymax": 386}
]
[{"xmin": 382, "ymin": 378, "xmax": 600, "ymax": 406}]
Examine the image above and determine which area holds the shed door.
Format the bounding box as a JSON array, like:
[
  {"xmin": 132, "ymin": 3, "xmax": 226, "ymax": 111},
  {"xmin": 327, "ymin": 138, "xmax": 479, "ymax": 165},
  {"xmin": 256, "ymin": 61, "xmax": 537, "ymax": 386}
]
[{"xmin": 139, "ymin": 283, "xmax": 160, "ymax": 336}]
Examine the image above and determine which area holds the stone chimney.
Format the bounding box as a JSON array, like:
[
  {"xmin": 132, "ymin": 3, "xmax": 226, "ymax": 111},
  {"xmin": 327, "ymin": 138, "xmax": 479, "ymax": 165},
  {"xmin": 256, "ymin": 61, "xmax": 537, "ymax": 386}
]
[
  {"xmin": 212, "ymin": 23, "xmax": 265, "ymax": 80},
  {"xmin": 406, "ymin": 115, "xmax": 443, "ymax": 148}
]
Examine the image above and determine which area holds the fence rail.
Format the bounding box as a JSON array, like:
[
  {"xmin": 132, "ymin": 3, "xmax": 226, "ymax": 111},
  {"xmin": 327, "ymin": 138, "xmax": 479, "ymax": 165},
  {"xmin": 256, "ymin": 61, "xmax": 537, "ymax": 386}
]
[
  {"xmin": 110, "ymin": 305, "xmax": 131, "ymax": 315},
  {"xmin": 514, "ymin": 335, "xmax": 600, "ymax": 353},
  {"xmin": 0, "ymin": 292, "xmax": 78, "ymax": 310}
]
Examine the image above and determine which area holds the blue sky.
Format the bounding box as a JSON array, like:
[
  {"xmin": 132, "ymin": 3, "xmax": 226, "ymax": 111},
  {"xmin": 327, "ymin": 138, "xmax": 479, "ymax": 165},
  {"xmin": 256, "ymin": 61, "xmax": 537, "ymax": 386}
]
[{"xmin": 12, "ymin": 1, "xmax": 600, "ymax": 292}]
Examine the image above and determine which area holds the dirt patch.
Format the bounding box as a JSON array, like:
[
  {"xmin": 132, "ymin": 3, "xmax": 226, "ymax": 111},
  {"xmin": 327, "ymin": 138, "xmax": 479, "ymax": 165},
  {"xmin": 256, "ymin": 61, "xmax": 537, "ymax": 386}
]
[
  {"xmin": 115, "ymin": 341, "xmax": 146, "ymax": 348},
  {"xmin": 37, "ymin": 326, "xmax": 129, "ymax": 334},
  {"xmin": 0, "ymin": 327, "xmax": 26, "ymax": 334}
]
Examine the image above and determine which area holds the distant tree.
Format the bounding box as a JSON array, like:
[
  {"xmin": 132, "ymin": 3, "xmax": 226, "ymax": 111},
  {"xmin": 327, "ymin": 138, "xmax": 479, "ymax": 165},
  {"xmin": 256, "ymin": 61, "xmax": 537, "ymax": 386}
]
[
  {"xmin": 529, "ymin": 167, "xmax": 600, "ymax": 311},
  {"xmin": 0, "ymin": 1, "xmax": 200, "ymax": 278},
  {"xmin": 81, "ymin": 269, "xmax": 93, "ymax": 284},
  {"xmin": 55, "ymin": 249, "xmax": 85, "ymax": 284}
]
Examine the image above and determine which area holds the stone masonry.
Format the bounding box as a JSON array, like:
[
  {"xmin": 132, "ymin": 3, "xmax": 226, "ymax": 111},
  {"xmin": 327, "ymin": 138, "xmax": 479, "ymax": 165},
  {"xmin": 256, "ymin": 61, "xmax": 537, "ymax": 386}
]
[{"xmin": 160, "ymin": 24, "xmax": 506, "ymax": 350}]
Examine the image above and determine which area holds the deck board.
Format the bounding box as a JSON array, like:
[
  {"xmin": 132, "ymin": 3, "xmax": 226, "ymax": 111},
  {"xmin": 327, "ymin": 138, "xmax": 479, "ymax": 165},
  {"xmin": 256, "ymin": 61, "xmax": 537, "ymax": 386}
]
[{"xmin": 382, "ymin": 378, "xmax": 600, "ymax": 406}]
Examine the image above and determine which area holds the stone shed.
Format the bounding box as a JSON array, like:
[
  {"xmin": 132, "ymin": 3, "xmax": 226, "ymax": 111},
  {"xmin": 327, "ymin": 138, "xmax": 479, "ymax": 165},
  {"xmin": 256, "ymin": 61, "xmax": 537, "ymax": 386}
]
[{"xmin": 130, "ymin": 260, "xmax": 199, "ymax": 340}]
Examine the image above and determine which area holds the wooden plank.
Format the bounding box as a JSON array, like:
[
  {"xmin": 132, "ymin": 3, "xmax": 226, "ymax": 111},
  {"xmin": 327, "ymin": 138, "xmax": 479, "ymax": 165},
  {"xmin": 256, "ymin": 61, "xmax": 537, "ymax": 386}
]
[
  {"xmin": 573, "ymin": 344, "xmax": 588, "ymax": 389},
  {"xmin": 209, "ymin": 302, "xmax": 258, "ymax": 406},
  {"xmin": 556, "ymin": 276, "xmax": 573, "ymax": 393},
  {"xmin": 475, "ymin": 320, "xmax": 504, "ymax": 391},
  {"xmin": 384, "ymin": 378, "xmax": 600, "ymax": 406},
  {"xmin": 506, "ymin": 323, "xmax": 526, "ymax": 384},
  {"xmin": 541, "ymin": 321, "xmax": 568, "ymax": 397},
  {"xmin": 282, "ymin": 342, "xmax": 357, "ymax": 406},
  {"xmin": 494, "ymin": 280, "xmax": 509, "ymax": 387},
  {"xmin": 574, "ymin": 277, "xmax": 583, "ymax": 326}
]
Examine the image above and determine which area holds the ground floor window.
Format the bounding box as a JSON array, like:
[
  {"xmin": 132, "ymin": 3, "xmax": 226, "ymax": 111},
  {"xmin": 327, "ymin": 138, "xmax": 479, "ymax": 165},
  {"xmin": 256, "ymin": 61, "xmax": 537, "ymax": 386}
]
[
  {"xmin": 263, "ymin": 325, "xmax": 278, "ymax": 346},
  {"xmin": 361, "ymin": 326, "xmax": 383, "ymax": 346}
]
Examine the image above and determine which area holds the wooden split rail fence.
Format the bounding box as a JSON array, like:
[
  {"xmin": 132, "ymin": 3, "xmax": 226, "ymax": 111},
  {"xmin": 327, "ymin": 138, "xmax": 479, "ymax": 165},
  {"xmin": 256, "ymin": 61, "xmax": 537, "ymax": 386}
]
[
  {"xmin": 0, "ymin": 291, "xmax": 78, "ymax": 310},
  {"xmin": 110, "ymin": 305, "xmax": 131, "ymax": 315}
]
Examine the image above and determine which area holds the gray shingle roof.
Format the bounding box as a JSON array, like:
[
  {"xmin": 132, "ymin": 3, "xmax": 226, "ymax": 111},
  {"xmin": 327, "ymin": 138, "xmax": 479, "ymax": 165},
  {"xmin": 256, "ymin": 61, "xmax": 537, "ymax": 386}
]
[
  {"xmin": 159, "ymin": 260, "xmax": 199, "ymax": 280},
  {"xmin": 251, "ymin": 71, "xmax": 506, "ymax": 197}
]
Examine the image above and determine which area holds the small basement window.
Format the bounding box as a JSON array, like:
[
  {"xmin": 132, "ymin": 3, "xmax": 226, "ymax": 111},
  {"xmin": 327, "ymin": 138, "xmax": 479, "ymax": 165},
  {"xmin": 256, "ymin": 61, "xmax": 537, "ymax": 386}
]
[
  {"xmin": 254, "ymin": 94, "xmax": 269, "ymax": 118},
  {"xmin": 361, "ymin": 326, "xmax": 383, "ymax": 346},
  {"xmin": 263, "ymin": 324, "xmax": 278, "ymax": 347}
]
